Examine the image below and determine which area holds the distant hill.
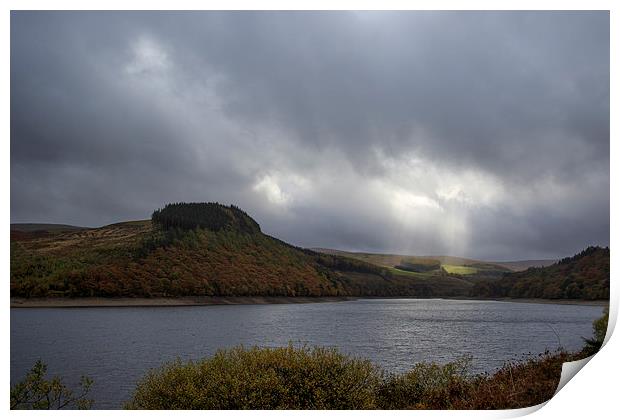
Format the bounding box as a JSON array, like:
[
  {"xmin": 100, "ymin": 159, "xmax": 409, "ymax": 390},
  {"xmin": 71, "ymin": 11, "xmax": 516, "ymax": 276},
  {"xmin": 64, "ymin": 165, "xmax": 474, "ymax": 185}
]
[
  {"xmin": 491, "ymin": 260, "xmax": 558, "ymax": 272},
  {"xmin": 471, "ymin": 246, "xmax": 609, "ymax": 300},
  {"xmin": 11, "ymin": 223, "xmax": 89, "ymax": 232},
  {"xmin": 10, "ymin": 223, "xmax": 90, "ymax": 241},
  {"xmin": 10, "ymin": 203, "xmax": 471, "ymax": 299},
  {"xmin": 312, "ymin": 248, "xmax": 511, "ymax": 276},
  {"xmin": 312, "ymin": 248, "xmax": 557, "ymax": 273}
]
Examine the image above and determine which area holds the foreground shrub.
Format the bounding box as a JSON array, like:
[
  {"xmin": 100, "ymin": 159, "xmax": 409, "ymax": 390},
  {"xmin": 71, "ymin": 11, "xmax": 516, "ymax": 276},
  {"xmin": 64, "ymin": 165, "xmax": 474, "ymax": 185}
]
[
  {"xmin": 376, "ymin": 350, "xmax": 573, "ymax": 409},
  {"xmin": 126, "ymin": 345, "xmax": 381, "ymax": 409},
  {"xmin": 11, "ymin": 360, "xmax": 93, "ymax": 409},
  {"xmin": 456, "ymin": 351, "xmax": 570, "ymax": 409},
  {"xmin": 127, "ymin": 347, "xmax": 572, "ymax": 410},
  {"xmin": 126, "ymin": 339, "xmax": 600, "ymax": 410},
  {"xmin": 581, "ymin": 306, "xmax": 609, "ymax": 357},
  {"xmin": 376, "ymin": 357, "xmax": 472, "ymax": 409}
]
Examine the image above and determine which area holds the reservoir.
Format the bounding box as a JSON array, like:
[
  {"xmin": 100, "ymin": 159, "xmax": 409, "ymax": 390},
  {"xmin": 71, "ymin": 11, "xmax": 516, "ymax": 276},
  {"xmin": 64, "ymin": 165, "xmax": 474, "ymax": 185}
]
[{"xmin": 11, "ymin": 298, "xmax": 604, "ymax": 408}]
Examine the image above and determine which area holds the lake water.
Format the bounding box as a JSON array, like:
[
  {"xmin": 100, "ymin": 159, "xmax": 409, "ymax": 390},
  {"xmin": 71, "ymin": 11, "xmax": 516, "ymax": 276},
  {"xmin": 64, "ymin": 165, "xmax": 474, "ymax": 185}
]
[{"xmin": 10, "ymin": 298, "xmax": 604, "ymax": 409}]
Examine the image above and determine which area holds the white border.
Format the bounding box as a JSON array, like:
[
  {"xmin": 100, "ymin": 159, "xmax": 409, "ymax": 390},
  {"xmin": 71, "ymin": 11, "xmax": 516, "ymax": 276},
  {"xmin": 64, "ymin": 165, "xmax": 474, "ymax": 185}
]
[{"xmin": 3, "ymin": 2, "xmax": 616, "ymax": 420}]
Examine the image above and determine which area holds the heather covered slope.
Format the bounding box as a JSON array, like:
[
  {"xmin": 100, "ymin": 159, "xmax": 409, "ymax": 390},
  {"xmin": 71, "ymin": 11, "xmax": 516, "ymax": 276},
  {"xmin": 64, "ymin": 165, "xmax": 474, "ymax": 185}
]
[
  {"xmin": 471, "ymin": 246, "xmax": 610, "ymax": 300},
  {"xmin": 10, "ymin": 203, "xmax": 609, "ymax": 301},
  {"xmin": 12, "ymin": 203, "xmax": 470, "ymax": 298},
  {"xmin": 10, "ymin": 220, "xmax": 472, "ymax": 299},
  {"xmin": 10, "ymin": 217, "xmax": 347, "ymax": 297}
]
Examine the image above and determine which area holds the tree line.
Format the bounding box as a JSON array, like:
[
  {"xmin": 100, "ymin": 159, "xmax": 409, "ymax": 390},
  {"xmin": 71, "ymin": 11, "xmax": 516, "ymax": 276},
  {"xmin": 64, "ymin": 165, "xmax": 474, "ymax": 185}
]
[{"xmin": 151, "ymin": 202, "xmax": 261, "ymax": 234}]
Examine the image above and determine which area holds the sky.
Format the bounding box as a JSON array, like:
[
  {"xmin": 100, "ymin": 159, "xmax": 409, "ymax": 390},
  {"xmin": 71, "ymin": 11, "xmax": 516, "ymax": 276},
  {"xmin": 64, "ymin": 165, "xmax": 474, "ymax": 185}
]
[{"xmin": 10, "ymin": 11, "xmax": 609, "ymax": 260}]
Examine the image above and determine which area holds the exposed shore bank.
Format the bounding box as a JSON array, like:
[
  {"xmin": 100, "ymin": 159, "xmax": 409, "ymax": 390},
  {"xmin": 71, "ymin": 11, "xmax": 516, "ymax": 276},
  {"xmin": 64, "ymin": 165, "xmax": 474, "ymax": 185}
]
[
  {"xmin": 10, "ymin": 296, "xmax": 358, "ymax": 308},
  {"xmin": 10, "ymin": 296, "xmax": 608, "ymax": 308}
]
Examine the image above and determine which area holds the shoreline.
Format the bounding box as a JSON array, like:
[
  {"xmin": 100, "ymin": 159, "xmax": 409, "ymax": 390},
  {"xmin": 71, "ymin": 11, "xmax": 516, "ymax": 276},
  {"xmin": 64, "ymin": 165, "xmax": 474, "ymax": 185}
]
[
  {"xmin": 10, "ymin": 296, "xmax": 358, "ymax": 308},
  {"xmin": 10, "ymin": 296, "xmax": 608, "ymax": 308}
]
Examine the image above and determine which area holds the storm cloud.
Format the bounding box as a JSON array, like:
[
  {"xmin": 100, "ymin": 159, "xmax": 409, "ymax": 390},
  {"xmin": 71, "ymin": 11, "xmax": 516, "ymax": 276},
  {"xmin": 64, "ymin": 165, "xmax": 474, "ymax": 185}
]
[{"xmin": 10, "ymin": 11, "xmax": 609, "ymax": 260}]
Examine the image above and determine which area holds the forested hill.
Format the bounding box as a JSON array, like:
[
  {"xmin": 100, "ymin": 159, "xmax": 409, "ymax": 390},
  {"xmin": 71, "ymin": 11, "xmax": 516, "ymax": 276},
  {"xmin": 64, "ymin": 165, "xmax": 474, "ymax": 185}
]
[
  {"xmin": 151, "ymin": 202, "xmax": 261, "ymax": 234},
  {"xmin": 10, "ymin": 203, "xmax": 609, "ymax": 301},
  {"xmin": 471, "ymin": 246, "xmax": 609, "ymax": 300},
  {"xmin": 11, "ymin": 202, "xmax": 471, "ymax": 298}
]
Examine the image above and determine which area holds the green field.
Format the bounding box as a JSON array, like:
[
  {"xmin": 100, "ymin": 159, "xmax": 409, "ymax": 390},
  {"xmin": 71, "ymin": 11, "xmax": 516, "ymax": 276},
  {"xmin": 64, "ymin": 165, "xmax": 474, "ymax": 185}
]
[{"xmin": 441, "ymin": 265, "xmax": 478, "ymax": 275}]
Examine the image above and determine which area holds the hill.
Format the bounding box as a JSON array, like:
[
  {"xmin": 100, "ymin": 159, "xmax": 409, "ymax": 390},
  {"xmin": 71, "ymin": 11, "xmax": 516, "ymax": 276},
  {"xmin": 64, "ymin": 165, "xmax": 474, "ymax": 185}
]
[
  {"xmin": 11, "ymin": 223, "xmax": 89, "ymax": 233},
  {"xmin": 10, "ymin": 203, "xmax": 473, "ymax": 299},
  {"xmin": 490, "ymin": 260, "xmax": 558, "ymax": 272},
  {"xmin": 312, "ymin": 249, "xmax": 482, "ymax": 267},
  {"xmin": 11, "ymin": 204, "xmax": 609, "ymax": 301},
  {"xmin": 311, "ymin": 248, "xmax": 511, "ymax": 278},
  {"xmin": 471, "ymin": 246, "xmax": 609, "ymax": 300},
  {"xmin": 11, "ymin": 223, "xmax": 89, "ymax": 241}
]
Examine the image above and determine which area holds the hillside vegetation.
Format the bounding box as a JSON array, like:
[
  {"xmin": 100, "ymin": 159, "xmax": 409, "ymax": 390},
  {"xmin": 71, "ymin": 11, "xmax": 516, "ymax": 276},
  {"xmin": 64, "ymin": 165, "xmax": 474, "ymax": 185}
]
[
  {"xmin": 10, "ymin": 223, "xmax": 88, "ymax": 241},
  {"xmin": 315, "ymin": 249, "xmax": 511, "ymax": 280},
  {"xmin": 314, "ymin": 249, "xmax": 557, "ymax": 273},
  {"xmin": 471, "ymin": 246, "xmax": 609, "ymax": 300},
  {"xmin": 10, "ymin": 203, "xmax": 609, "ymax": 301},
  {"xmin": 11, "ymin": 203, "xmax": 472, "ymax": 298},
  {"xmin": 394, "ymin": 257, "xmax": 441, "ymax": 273},
  {"xmin": 152, "ymin": 202, "xmax": 260, "ymax": 234}
]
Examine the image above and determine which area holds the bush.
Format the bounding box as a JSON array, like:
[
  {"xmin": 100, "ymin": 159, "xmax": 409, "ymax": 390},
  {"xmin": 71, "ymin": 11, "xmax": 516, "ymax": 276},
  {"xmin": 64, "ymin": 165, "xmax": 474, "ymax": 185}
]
[
  {"xmin": 126, "ymin": 345, "xmax": 574, "ymax": 410},
  {"xmin": 581, "ymin": 306, "xmax": 609, "ymax": 356},
  {"xmin": 458, "ymin": 351, "xmax": 570, "ymax": 409},
  {"xmin": 376, "ymin": 357, "xmax": 472, "ymax": 409},
  {"xmin": 11, "ymin": 360, "xmax": 93, "ymax": 409},
  {"xmin": 126, "ymin": 345, "xmax": 381, "ymax": 409}
]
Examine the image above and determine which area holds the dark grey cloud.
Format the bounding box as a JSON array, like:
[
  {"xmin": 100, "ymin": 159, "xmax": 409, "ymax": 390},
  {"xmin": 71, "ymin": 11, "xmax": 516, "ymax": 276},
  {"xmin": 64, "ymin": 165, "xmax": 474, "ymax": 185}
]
[{"xmin": 11, "ymin": 11, "xmax": 609, "ymax": 260}]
